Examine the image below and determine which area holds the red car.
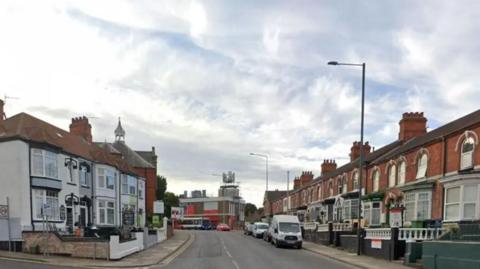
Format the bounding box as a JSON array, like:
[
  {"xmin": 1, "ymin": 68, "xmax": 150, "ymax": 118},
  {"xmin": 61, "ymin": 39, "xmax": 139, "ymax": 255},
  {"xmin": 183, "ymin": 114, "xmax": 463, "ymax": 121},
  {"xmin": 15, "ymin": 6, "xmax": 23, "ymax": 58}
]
[{"xmin": 216, "ymin": 223, "xmax": 231, "ymax": 231}]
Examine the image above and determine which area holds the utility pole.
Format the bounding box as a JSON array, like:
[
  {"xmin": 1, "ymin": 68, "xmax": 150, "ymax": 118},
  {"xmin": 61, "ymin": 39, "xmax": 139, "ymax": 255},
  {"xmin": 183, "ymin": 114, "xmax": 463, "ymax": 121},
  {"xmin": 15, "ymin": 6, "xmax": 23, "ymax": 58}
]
[{"xmin": 286, "ymin": 171, "xmax": 290, "ymax": 213}]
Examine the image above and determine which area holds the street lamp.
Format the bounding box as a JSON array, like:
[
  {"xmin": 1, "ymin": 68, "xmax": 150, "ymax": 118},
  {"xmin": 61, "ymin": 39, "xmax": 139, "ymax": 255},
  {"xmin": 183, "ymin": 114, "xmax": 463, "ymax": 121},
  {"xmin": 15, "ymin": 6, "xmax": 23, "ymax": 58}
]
[
  {"xmin": 328, "ymin": 60, "xmax": 366, "ymax": 256},
  {"xmin": 249, "ymin": 153, "xmax": 269, "ymax": 191}
]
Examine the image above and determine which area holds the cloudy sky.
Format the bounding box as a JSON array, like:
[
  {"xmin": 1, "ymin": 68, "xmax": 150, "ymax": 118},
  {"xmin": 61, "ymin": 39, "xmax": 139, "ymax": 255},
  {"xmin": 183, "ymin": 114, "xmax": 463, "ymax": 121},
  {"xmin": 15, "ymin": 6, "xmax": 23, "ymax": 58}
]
[{"xmin": 1, "ymin": 0, "xmax": 479, "ymax": 206}]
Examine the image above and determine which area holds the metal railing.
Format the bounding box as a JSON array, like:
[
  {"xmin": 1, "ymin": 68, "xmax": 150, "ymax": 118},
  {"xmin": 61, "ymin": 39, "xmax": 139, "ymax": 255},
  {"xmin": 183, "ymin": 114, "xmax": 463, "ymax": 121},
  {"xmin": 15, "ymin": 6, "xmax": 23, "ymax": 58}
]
[
  {"xmin": 398, "ymin": 228, "xmax": 445, "ymax": 241},
  {"xmin": 364, "ymin": 228, "xmax": 392, "ymax": 240}
]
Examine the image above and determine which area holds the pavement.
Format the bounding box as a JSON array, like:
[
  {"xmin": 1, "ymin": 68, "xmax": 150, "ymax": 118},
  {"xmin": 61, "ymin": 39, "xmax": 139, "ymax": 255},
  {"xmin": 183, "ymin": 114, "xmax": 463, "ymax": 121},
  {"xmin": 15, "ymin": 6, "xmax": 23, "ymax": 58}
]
[
  {"xmin": 0, "ymin": 230, "xmax": 193, "ymax": 269},
  {"xmin": 160, "ymin": 230, "xmax": 355, "ymax": 269},
  {"xmin": 302, "ymin": 241, "xmax": 411, "ymax": 269}
]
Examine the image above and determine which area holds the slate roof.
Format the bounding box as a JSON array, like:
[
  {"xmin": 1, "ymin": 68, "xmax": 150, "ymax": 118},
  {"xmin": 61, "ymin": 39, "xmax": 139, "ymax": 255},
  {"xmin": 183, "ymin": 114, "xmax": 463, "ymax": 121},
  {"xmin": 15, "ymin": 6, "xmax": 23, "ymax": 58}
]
[
  {"xmin": 264, "ymin": 190, "xmax": 288, "ymax": 203},
  {"xmin": 0, "ymin": 112, "xmax": 138, "ymax": 175}
]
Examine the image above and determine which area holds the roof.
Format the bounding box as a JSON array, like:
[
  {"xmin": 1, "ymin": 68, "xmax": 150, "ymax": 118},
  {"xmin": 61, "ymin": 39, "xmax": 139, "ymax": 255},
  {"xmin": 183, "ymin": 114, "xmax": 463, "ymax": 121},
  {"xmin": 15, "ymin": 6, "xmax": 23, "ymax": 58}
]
[
  {"xmin": 0, "ymin": 112, "xmax": 138, "ymax": 175},
  {"xmin": 372, "ymin": 109, "xmax": 480, "ymax": 164},
  {"xmin": 111, "ymin": 141, "xmax": 154, "ymax": 169},
  {"xmin": 136, "ymin": 150, "xmax": 157, "ymax": 167},
  {"xmin": 264, "ymin": 190, "xmax": 287, "ymax": 203}
]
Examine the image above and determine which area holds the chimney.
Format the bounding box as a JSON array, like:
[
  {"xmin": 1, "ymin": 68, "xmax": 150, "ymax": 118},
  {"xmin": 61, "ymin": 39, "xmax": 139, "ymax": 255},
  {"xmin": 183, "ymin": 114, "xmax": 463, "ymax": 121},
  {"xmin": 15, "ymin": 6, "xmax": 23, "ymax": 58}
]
[
  {"xmin": 0, "ymin": 99, "xmax": 5, "ymax": 123},
  {"xmin": 349, "ymin": 141, "xmax": 371, "ymax": 161},
  {"xmin": 300, "ymin": 171, "xmax": 313, "ymax": 186},
  {"xmin": 399, "ymin": 112, "xmax": 427, "ymax": 141},
  {"xmin": 69, "ymin": 116, "xmax": 92, "ymax": 143},
  {"xmin": 321, "ymin": 159, "xmax": 337, "ymax": 176},
  {"xmin": 293, "ymin": 177, "xmax": 301, "ymax": 190}
]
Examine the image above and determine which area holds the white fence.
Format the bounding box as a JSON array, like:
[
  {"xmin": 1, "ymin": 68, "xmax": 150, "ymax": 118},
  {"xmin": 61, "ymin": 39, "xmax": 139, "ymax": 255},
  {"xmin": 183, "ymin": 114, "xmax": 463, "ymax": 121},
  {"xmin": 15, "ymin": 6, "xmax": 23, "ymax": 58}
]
[
  {"xmin": 332, "ymin": 222, "xmax": 352, "ymax": 232},
  {"xmin": 317, "ymin": 224, "xmax": 330, "ymax": 232},
  {"xmin": 303, "ymin": 222, "xmax": 318, "ymax": 231},
  {"xmin": 110, "ymin": 232, "xmax": 144, "ymax": 260},
  {"xmin": 398, "ymin": 228, "xmax": 445, "ymax": 241},
  {"xmin": 364, "ymin": 228, "xmax": 392, "ymax": 240}
]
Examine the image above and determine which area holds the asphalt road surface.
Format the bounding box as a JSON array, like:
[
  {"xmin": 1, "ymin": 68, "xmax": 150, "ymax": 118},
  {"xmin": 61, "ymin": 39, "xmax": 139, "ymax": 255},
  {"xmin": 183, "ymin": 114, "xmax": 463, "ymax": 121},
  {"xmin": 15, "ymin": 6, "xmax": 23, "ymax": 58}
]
[
  {"xmin": 0, "ymin": 259, "xmax": 81, "ymax": 269},
  {"xmin": 159, "ymin": 230, "xmax": 355, "ymax": 269}
]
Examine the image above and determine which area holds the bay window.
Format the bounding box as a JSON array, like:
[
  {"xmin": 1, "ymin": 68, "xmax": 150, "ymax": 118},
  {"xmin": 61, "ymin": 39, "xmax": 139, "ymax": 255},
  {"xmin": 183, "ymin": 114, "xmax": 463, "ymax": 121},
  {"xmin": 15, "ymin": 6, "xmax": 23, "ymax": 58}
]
[
  {"xmin": 98, "ymin": 200, "xmax": 115, "ymax": 225},
  {"xmin": 404, "ymin": 191, "xmax": 431, "ymax": 223},
  {"xmin": 343, "ymin": 199, "xmax": 359, "ymax": 220},
  {"xmin": 445, "ymin": 185, "xmax": 478, "ymax": 221},
  {"xmin": 31, "ymin": 149, "xmax": 58, "ymax": 179},
  {"xmin": 98, "ymin": 168, "xmax": 115, "ymax": 190},
  {"xmin": 364, "ymin": 201, "xmax": 381, "ymax": 226},
  {"xmin": 461, "ymin": 137, "xmax": 475, "ymax": 169},
  {"xmin": 33, "ymin": 189, "xmax": 60, "ymax": 221},
  {"xmin": 121, "ymin": 175, "xmax": 128, "ymax": 194},
  {"xmin": 128, "ymin": 176, "xmax": 137, "ymax": 195}
]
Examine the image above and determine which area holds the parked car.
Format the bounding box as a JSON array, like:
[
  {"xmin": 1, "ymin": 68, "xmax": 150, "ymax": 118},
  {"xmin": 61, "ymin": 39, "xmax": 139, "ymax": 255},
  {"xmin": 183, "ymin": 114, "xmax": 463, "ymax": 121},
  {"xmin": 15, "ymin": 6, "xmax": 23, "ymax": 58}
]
[
  {"xmin": 270, "ymin": 215, "xmax": 302, "ymax": 249},
  {"xmin": 216, "ymin": 223, "xmax": 231, "ymax": 231},
  {"xmin": 201, "ymin": 222, "xmax": 213, "ymax": 230},
  {"xmin": 244, "ymin": 223, "xmax": 254, "ymax": 235},
  {"xmin": 252, "ymin": 222, "xmax": 269, "ymax": 238}
]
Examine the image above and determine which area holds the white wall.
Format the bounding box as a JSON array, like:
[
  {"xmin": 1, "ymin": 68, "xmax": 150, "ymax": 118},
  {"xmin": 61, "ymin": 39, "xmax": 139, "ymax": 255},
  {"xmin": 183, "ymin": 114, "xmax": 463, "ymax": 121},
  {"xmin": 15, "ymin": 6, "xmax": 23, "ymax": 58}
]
[
  {"xmin": 0, "ymin": 140, "xmax": 31, "ymax": 230},
  {"xmin": 94, "ymin": 164, "xmax": 118, "ymax": 226}
]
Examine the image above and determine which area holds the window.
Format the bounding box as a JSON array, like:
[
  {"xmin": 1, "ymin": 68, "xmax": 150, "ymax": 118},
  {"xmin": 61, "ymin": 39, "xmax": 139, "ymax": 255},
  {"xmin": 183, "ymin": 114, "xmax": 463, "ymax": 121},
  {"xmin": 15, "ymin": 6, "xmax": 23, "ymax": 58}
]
[
  {"xmin": 106, "ymin": 170, "xmax": 115, "ymax": 190},
  {"xmin": 342, "ymin": 176, "xmax": 347, "ymax": 194},
  {"xmin": 404, "ymin": 191, "xmax": 431, "ymax": 222},
  {"xmin": 79, "ymin": 166, "xmax": 88, "ymax": 186},
  {"xmin": 31, "ymin": 149, "xmax": 58, "ymax": 179},
  {"xmin": 138, "ymin": 181, "xmax": 144, "ymax": 199},
  {"xmin": 329, "ymin": 180, "xmax": 333, "ymax": 196},
  {"xmin": 317, "ymin": 186, "xmax": 322, "ymax": 200},
  {"xmin": 388, "ymin": 164, "xmax": 396, "ymax": 187},
  {"xmin": 372, "ymin": 170, "xmax": 380, "ymax": 192},
  {"xmin": 121, "ymin": 175, "xmax": 128, "ymax": 194},
  {"xmin": 343, "ymin": 199, "xmax": 359, "ymax": 220},
  {"xmin": 128, "ymin": 176, "xmax": 137, "ymax": 195},
  {"xmin": 445, "ymin": 185, "xmax": 478, "ymax": 221},
  {"xmin": 337, "ymin": 177, "xmax": 343, "ymax": 194},
  {"xmin": 416, "ymin": 153, "xmax": 428, "ymax": 179},
  {"xmin": 364, "ymin": 201, "xmax": 381, "ymax": 226},
  {"xmin": 97, "ymin": 168, "xmax": 105, "ymax": 188},
  {"xmin": 98, "ymin": 200, "xmax": 115, "ymax": 225},
  {"xmin": 353, "ymin": 171, "xmax": 359, "ymax": 190},
  {"xmin": 461, "ymin": 137, "xmax": 475, "ymax": 169},
  {"xmin": 398, "ymin": 161, "xmax": 406, "ymax": 185},
  {"xmin": 33, "ymin": 189, "xmax": 60, "ymax": 221}
]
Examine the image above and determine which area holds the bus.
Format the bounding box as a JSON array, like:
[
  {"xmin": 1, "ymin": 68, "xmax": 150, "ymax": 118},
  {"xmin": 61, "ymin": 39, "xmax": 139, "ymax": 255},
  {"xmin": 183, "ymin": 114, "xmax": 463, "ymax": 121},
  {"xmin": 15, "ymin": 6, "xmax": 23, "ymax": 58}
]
[{"xmin": 180, "ymin": 217, "xmax": 203, "ymax": 229}]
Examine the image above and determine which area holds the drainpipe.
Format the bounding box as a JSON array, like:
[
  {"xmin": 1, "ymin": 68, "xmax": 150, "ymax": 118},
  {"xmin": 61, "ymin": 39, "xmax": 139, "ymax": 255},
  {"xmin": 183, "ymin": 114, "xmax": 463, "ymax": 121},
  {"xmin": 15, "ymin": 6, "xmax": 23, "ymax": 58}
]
[
  {"xmin": 440, "ymin": 136, "xmax": 447, "ymax": 221},
  {"xmin": 29, "ymin": 144, "xmax": 34, "ymax": 231}
]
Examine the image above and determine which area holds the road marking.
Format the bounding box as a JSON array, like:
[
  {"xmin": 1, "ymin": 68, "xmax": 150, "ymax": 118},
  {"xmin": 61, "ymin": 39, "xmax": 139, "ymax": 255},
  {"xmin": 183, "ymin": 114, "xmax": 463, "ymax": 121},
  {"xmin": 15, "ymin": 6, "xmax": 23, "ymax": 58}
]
[
  {"xmin": 157, "ymin": 232, "xmax": 196, "ymax": 267},
  {"xmin": 231, "ymin": 260, "xmax": 240, "ymax": 269}
]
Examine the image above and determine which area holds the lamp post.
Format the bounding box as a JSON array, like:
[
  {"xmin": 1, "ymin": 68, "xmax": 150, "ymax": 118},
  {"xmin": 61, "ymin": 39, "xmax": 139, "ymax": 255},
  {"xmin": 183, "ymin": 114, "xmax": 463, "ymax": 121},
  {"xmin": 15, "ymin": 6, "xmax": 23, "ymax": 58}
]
[
  {"xmin": 249, "ymin": 153, "xmax": 269, "ymax": 191},
  {"xmin": 328, "ymin": 61, "xmax": 365, "ymax": 256}
]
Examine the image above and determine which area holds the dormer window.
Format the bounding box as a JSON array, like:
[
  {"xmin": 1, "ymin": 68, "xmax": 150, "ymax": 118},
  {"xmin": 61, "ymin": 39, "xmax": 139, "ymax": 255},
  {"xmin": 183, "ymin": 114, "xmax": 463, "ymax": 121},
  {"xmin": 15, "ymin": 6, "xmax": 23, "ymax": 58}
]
[
  {"xmin": 461, "ymin": 137, "xmax": 475, "ymax": 169},
  {"xmin": 416, "ymin": 153, "xmax": 428, "ymax": 179}
]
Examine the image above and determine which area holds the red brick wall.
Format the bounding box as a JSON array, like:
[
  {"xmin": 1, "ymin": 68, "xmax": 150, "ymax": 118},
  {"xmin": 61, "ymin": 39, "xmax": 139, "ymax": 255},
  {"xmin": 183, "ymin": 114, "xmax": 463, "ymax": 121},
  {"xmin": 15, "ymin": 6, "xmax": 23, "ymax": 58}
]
[{"xmin": 133, "ymin": 167, "xmax": 157, "ymax": 215}]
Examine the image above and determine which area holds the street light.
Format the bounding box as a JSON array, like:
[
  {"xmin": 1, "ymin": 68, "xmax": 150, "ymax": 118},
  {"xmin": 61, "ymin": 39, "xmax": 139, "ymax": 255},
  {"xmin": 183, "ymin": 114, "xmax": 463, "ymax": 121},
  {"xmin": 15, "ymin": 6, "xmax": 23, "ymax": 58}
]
[
  {"xmin": 328, "ymin": 60, "xmax": 366, "ymax": 256},
  {"xmin": 249, "ymin": 153, "xmax": 269, "ymax": 191}
]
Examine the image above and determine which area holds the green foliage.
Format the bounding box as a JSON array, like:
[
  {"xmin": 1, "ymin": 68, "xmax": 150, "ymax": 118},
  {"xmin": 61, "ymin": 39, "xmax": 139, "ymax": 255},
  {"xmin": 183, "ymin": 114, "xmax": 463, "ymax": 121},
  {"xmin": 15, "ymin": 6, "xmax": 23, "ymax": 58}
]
[
  {"xmin": 164, "ymin": 192, "xmax": 179, "ymax": 218},
  {"xmin": 245, "ymin": 203, "xmax": 258, "ymax": 217},
  {"xmin": 156, "ymin": 175, "xmax": 167, "ymax": 200}
]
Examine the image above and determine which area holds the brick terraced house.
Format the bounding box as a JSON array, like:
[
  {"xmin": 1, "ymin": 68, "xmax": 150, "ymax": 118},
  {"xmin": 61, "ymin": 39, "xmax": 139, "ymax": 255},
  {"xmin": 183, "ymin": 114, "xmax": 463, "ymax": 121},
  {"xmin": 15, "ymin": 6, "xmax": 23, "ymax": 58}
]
[{"xmin": 268, "ymin": 110, "xmax": 480, "ymax": 229}]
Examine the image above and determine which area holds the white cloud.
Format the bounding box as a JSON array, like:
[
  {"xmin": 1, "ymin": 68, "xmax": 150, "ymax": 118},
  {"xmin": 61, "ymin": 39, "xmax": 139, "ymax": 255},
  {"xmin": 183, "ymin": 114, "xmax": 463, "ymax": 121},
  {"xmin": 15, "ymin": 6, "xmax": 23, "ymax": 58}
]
[{"xmin": 1, "ymin": 0, "xmax": 479, "ymax": 207}]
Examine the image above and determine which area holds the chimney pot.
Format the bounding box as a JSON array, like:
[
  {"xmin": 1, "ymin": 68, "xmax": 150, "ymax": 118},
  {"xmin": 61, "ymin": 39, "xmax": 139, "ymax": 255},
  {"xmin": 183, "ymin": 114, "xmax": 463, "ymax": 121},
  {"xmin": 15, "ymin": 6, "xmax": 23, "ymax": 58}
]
[
  {"xmin": 70, "ymin": 116, "xmax": 92, "ymax": 143},
  {"xmin": 399, "ymin": 112, "xmax": 427, "ymax": 141}
]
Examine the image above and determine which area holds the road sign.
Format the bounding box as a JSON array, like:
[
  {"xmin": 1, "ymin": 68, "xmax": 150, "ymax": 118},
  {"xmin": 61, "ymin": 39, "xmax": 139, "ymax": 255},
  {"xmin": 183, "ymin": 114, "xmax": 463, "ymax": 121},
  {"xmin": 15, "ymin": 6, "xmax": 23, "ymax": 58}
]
[
  {"xmin": 171, "ymin": 207, "xmax": 184, "ymax": 220},
  {"xmin": 0, "ymin": 205, "xmax": 8, "ymax": 219},
  {"xmin": 154, "ymin": 200, "xmax": 164, "ymax": 214}
]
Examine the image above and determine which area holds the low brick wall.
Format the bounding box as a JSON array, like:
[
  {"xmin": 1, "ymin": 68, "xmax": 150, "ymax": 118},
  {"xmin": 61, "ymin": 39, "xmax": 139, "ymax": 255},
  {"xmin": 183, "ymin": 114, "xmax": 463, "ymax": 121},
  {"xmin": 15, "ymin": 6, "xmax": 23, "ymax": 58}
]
[{"xmin": 22, "ymin": 232, "xmax": 109, "ymax": 259}]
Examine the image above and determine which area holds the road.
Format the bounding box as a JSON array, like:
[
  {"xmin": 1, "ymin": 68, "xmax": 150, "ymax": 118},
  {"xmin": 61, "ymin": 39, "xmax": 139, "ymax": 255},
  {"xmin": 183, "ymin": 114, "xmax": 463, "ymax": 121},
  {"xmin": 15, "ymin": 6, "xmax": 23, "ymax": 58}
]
[
  {"xmin": 0, "ymin": 231, "xmax": 356, "ymax": 269},
  {"xmin": 158, "ymin": 230, "xmax": 355, "ymax": 269}
]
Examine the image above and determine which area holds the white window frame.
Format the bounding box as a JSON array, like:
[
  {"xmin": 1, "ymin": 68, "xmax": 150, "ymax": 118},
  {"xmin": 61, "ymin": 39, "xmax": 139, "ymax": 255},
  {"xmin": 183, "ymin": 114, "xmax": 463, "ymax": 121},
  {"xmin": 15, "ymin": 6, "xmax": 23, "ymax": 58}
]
[
  {"xmin": 31, "ymin": 149, "xmax": 58, "ymax": 179},
  {"xmin": 33, "ymin": 189, "xmax": 60, "ymax": 221},
  {"xmin": 98, "ymin": 199, "xmax": 115, "ymax": 225},
  {"xmin": 97, "ymin": 168, "xmax": 105, "ymax": 188},
  {"xmin": 353, "ymin": 171, "xmax": 359, "ymax": 190},
  {"xmin": 121, "ymin": 175, "xmax": 128, "ymax": 194},
  {"xmin": 388, "ymin": 164, "xmax": 396, "ymax": 188},
  {"xmin": 342, "ymin": 176, "xmax": 347, "ymax": 194},
  {"xmin": 404, "ymin": 191, "xmax": 432, "ymax": 223},
  {"xmin": 444, "ymin": 184, "xmax": 479, "ymax": 222},
  {"xmin": 79, "ymin": 166, "xmax": 88, "ymax": 186},
  {"xmin": 461, "ymin": 137, "xmax": 475, "ymax": 170},
  {"xmin": 398, "ymin": 161, "xmax": 406, "ymax": 185},
  {"xmin": 416, "ymin": 153, "xmax": 428, "ymax": 179},
  {"xmin": 364, "ymin": 201, "xmax": 381, "ymax": 226},
  {"xmin": 372, "ymin": 170, "xmax": 380, "ymax": 192}
]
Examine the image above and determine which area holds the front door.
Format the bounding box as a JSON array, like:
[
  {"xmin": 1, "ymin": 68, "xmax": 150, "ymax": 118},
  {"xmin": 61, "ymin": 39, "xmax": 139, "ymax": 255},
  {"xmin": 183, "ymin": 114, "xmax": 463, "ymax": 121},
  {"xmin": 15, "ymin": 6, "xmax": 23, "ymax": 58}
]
[
  {"xmin": 66, "ymin": 207, "xmax": 73, "ymax": 232},
  {"xmin": 79, "ymin": 206, "xmax": 87, "ymax": 227}
]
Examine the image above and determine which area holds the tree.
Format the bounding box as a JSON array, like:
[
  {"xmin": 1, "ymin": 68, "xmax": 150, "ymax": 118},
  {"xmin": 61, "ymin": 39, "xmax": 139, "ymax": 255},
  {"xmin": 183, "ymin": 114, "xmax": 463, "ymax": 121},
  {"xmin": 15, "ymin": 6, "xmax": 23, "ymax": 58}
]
[
  {"xmin": 164, "ymin": 192, "xmax": 179, "ymax": 218},
  {"xmin": 245, "ymin": 203, "xmax": 258, "ymax": 217},
  {"xmin": 156, "ymin": 175, "xmax": 167, "ymax": 201}
]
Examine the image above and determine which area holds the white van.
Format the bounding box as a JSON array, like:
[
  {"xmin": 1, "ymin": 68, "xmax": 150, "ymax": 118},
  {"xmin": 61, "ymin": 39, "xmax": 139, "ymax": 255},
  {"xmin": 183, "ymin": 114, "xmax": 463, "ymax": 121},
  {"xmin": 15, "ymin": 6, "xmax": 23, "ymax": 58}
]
[{"xmin": 270, "ymin": 215, "xmax": 302, "ymax": 249}]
